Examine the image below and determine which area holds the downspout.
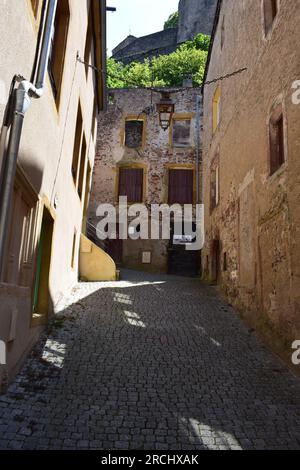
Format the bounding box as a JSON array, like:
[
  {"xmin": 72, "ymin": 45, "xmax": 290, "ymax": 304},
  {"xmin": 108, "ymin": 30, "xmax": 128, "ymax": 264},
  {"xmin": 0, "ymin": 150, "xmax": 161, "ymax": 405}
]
[
  {"xmin": 195, "ymin": 95, "xmax": 202, "ymax": 204},
  {"xmin": 195, "ymin": 94, "xmax": 204, "ymax": 276},
  {"xmin": 0, "ymin": 0, "xmax": 57, "ymax": 279},
  {"xmin": 0, "ymin": 76, "xmax": 18, "ymax": 188}
]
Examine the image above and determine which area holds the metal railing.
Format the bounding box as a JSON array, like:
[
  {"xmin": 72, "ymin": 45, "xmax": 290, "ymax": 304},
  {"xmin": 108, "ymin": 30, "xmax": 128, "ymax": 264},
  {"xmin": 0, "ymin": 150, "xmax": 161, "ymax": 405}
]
[{"xmin": 86, "ymin": 220, "xmax": 107, "ymax": 253}]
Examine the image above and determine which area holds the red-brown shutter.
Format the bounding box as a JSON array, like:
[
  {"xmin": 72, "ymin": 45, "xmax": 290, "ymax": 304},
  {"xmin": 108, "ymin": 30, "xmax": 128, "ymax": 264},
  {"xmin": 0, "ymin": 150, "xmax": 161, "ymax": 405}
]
[
  {"xmin": 168, "ymin": 170, "xmax": 193, "ymax": 205},
  {"xmin": 118, "ymin": 168, "xmax": 143, "ymax": 202}
]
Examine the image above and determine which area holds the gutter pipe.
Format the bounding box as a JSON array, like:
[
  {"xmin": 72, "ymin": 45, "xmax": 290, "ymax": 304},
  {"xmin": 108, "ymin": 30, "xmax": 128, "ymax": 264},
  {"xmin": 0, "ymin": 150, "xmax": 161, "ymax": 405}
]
[
  {"xmin": 0, "ymin": 0, "xmax": 58, "ymax": 279},
  {"xmin": 195, "ymin": 95, "xmax": 202, "ymax": 204}
]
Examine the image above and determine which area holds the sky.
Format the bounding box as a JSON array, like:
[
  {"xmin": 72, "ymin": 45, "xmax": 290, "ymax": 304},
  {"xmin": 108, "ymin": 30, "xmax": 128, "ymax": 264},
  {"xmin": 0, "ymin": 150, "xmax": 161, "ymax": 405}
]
[{"xmin": 107, "ymin": 0, "xmax": 179, "ymax": 56}]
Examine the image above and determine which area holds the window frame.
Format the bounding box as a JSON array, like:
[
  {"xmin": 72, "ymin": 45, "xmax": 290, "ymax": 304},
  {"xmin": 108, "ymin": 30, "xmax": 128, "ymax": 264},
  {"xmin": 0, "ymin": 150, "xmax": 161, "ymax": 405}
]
[
  {"xmin": 47, "ymin": 0, "xmax": 70, "ymax": 108},
  {"xmin": 169, "ymin": 113, "xmax": 194, "ymax": 149},
  {"xmin": 3, "ymin": 167, "xmax": 39, "ymax": 289},
  {"xmin": 262, "ymin": 0, "xmax": 279, "ymax": 38},
  {"xmin": 122, "ymin": 115, "xmax": 147, "ymax": 150},
  {"xmin": 30, "ymin": 0, "xmax": 40, "ymax": 19},
  {"xmin": 210, "ymin": 164, "xmax": 220, "ymax": 213},
  {"xmin": 268, "ymin": 104, "xmax": 286, "ymax": 177},
  {"xmin": 212, "ymin": 86, "xmax": 221, "ymax": 133},
  {"xmin": 71, "ymin": 102, "xmax": 88, "ymax": 202},
  {"xmin": 171, "ymin": 118, "xmax": 192, "ymax": 149}
]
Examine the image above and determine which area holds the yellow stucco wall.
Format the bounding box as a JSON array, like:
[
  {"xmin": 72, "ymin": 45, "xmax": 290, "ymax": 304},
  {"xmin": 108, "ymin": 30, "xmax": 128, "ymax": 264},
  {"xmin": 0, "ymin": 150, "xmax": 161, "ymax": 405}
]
[{"xmin": 79, "ymin": 235, "xmax": 117, "ymax": 282}]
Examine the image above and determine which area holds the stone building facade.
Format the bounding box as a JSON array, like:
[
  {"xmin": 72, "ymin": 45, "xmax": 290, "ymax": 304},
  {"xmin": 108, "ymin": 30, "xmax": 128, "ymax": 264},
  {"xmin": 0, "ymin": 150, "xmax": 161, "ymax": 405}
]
[
  {"xmin": 0, "ymin": 0, "xmax": 106, "ymax": 389},
  {"xmin": 202, "ymin": 0, "xmax": 300, "ymax": 350},
  {"xmin": 112, "ymin": 0, "xmax": 218, "ymax": 64},
  {"xmin": 89, "ymin": 88, "xmax": 202, "ymax": 275}
]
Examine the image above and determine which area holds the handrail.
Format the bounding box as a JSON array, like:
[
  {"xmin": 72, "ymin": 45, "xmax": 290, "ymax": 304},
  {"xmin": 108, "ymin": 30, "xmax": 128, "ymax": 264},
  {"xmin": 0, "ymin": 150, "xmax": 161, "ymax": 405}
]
[{"xmin": 86, "ymin": 220, "xmax": 107, "ymax": 253}]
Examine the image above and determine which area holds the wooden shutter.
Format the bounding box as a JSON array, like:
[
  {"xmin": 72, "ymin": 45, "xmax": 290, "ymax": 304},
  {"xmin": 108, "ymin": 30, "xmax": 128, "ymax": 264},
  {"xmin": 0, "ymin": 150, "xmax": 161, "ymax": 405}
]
[
  {"xmin": 118, "ymin": 168, "xmax": 144, "ymax": 202},
  {"xmin": 168, "ymin": 169, "xmax": 193, "ymax": 205}
]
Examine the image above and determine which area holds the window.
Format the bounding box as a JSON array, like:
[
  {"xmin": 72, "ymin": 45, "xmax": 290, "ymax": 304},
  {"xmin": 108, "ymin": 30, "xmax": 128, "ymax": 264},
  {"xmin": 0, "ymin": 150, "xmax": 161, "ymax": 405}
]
[
  {"xmin": 82, "ymin": 162, "xmax": 92, "ymax": 233},
  {"xmin": 30, "ymin": 0, "xmax": 39, "ymax": 18},
  {"xmin": 221, "ymin": 16, "xmax": 225, "ymax": 50},
  {"xmin": 213, "ymin": 87, "xmax": 221, "ymax": 133},
  {"xmin": 269, "ymin": 108, "xmax": 285, "ymax": 175},
  {"xmin": 223, "ymin": 252, "xmax": 227, "ymax": 272},
  {"xmin": 72, "ymin": 103, "xmax": 87, "ymax": 200},
  {"xmin": 48, "ymin": 0, "xmax": 70, "ymax": 104},
  {"xmin": 32, "ymin": 207, "xmax": 54, "ymax": 317},
  {"xmin": 72, "ymin": 105, "xmax": 83, "ymax": 184},
  {"xmin": 84, "ymin": 13, "xmax": 93, "ymax": 78},
  {"xmin": 172, "ymin": 119, "xmax": 191, "ymax": 148},
  {"xmin": 71, "ymin": 231, "xmax": 77, "ymax": 269},
  {"xmin": 118, "ymin": 168, "xmax": 144, "ymax": 203},
  {"xmin": 125, "ymin": 120, "xmax": 144, "ymax": 148},
  {"xmin": 4, "ymin": 169, "xmax": 38, "ymax": 288},
  {"xmin": 168, "ymin": 169, "xmax": 194, "ymax": 205},
  {"xmin": 92, "ymin": 101, "xmax": 98, "ymax": 140},
  {"xmin": 210, "ymin": 165, "xmax": 219, "ymax": 211},
  {"xmin": 263, "ymin": 0, "xmax": 278, "ymax": 36}
]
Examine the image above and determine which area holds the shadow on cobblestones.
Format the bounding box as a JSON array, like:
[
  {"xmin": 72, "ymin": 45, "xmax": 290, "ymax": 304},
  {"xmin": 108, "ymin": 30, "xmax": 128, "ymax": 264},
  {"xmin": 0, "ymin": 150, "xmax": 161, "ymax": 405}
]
[{"xmin": 0, "ymin": 270, "xmax": 300, "ymax": 450}]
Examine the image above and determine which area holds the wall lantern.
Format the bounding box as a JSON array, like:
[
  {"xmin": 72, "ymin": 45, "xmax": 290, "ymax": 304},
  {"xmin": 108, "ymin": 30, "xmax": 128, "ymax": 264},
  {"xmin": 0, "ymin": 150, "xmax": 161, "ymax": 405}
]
[{"xmin": 157, "ymin": 92, "xmax": 175, "ymax": 131}]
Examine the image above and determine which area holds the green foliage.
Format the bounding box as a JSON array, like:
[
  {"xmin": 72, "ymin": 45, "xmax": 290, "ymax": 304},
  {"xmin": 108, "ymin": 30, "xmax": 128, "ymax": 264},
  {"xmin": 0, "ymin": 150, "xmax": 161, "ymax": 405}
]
[
  {"xmin": 107, "ymin": 33, "xmax": 210, "ymax": 89},
  {"xmin": 164, "ymin": 11, "xmax": 179, "ymax": 30},
  {"xmin": 184, "ymin": 33, "xmax": 211, "ymax": 52},
  {"xmin": 106, "ymin": 57, "xmax": 126, "ymax": 88}
]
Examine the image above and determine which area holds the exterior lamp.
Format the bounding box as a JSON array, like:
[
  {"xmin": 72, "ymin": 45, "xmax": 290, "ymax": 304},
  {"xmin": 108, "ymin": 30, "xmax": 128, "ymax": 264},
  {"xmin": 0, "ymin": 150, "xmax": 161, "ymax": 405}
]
[{"xmin": 157, "ymin": 92, "xmax": 175, "ymax": 131}]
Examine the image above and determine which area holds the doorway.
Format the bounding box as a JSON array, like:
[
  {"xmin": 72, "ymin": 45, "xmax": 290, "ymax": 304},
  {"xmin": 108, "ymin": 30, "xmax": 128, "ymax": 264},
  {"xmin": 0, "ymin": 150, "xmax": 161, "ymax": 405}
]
[
  {"xmin": 211, "ymin": 239, "xmax": 220, "ymax": 283},
  {"xmin": 106, "ymin": 223, "xmax": 123, "ymax": 266},
  {"xmin": 168, "ymin": 221, "xmax": 200, "ymax": 277},
  {"xmin": 32, "ymin": 207, "xmax": 54, "ymax": 316}
]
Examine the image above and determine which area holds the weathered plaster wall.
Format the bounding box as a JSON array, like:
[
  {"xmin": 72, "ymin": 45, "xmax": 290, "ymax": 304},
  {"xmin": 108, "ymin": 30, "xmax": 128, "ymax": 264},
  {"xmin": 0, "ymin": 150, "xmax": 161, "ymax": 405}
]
[
  {"xmin": 202, "ymin": 0, "xmax": 300, "ymax": 348},
  {"xmin": 89, "ymin": 88, "xmax": 200, "ymax": 273},
  {"xmin": 0, "ymin": 0, "xmax": 99, "ymax": 385}
]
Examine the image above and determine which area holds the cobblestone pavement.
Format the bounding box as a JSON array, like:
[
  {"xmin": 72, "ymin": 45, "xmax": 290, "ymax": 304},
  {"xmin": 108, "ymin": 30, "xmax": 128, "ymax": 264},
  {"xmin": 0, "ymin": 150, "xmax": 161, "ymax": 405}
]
[{"xmin": 1, "ymin": 270, "xmax": 300, "ymax": 450}]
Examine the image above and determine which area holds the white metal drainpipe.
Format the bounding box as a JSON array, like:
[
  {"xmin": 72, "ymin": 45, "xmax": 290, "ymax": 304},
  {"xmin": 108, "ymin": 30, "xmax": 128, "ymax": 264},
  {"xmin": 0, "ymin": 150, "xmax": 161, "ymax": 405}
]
[{"xmin": 0, "ymin": 0, "xmax": 58, "ymax": 279}]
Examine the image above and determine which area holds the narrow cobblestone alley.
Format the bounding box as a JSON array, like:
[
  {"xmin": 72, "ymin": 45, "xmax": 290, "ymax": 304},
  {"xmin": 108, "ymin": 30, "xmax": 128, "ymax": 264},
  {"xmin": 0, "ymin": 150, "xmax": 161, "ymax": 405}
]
[{"xmin": 1, "ymin": 270, "xmax": 300, "ymax": 450}]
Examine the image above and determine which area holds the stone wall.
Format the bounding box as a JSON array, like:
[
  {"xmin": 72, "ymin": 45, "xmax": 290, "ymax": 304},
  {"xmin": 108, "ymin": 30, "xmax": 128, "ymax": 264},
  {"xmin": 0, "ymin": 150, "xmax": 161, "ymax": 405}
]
[
  {"xmin": 89, "ymin": 88, "xmax": 201, "ymax": 273},
  {"xmin": 202, "ymin": 0, "xmax": 300, "ymax": 351},
  {"xmin": 112, "ymin": 28, "xmax": 178, "ymax": 65},
  {"xmin": 178, "ymin": 0, "xmax": 218, "ymax": 42},
  {"xmin": 112, "ymin": 0, "xmax": 218, "ymax": 64}
]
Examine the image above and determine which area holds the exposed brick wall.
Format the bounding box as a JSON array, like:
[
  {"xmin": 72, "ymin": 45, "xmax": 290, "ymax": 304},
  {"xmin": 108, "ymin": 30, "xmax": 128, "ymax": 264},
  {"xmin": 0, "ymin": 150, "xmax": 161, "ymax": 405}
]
[
  {"xmin": 202, "ymin": 0, "xmax": 300, "ymax": 347},
  {"xmin": 89, "ymin": 88, "xmax": 201, "ymax": 272}
]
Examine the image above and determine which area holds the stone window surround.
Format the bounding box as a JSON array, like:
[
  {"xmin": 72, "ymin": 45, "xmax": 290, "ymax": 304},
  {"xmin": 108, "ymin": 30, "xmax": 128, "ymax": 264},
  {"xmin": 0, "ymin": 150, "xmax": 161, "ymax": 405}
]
[
  {"xmin": 212, "ymin": 86, "xmax": 221, "ymax": 135},
  {"xmin": 266, "ymin": 95, "xmax": 288, "ymax": 180},
  {"xmin": 164, "ymin": 163, "xmax": 196, "ymax": 206},
  {"xmin": 210, "ymin": 155, "xmax": 220, "ymax": 214},
  {"xmin": 29, "ymin": 0, "xmax": 40, "ymax": 20},
  {"xmin": 169, "ymin": 113, "xmax": 195, "ymax": 149},
  {"xmin": 31, "ymin": 198, "xmax": 56, "ymax": 327},
  {"xmin": 115, "ymin": 162, "xmax": 148, "ymax": 205},
  {"xmin": 261, "ymin": 0, "xmax": 280, "ymax": 40},
  {"xmin": 121, "ymin": 115, "xmax": 147, "ymax": 150},
  {"xmin": 71, "ymin": 101, "xmax": 89, "ymax": 204},
  {"xmin": 47, "ymin": 0, "xmax": 70, "ymax": 109}
]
